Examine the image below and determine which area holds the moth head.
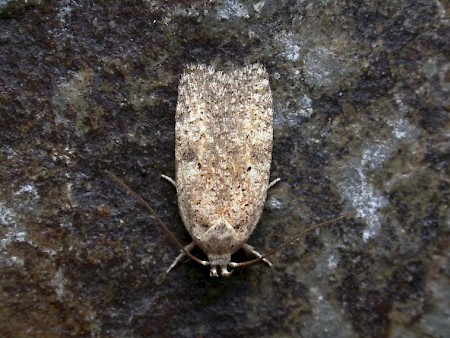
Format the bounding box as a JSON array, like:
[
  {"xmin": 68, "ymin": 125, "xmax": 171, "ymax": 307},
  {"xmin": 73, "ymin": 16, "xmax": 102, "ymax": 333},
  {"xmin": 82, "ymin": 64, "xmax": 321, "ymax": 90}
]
[
  {"xmin": 207, "ymin": 254, "xmax": 233, "ymax": 277},
  {"xmin": 209, "ymin": 264, "xmax": 232, "ymax": 277}
]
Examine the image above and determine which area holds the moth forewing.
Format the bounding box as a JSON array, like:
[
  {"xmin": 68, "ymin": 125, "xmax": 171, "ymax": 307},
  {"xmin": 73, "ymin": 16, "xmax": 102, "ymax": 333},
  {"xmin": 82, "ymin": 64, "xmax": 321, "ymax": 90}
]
[{"xmin": 172, "ymin": 64, "xmax": 275, "ymax": 276}]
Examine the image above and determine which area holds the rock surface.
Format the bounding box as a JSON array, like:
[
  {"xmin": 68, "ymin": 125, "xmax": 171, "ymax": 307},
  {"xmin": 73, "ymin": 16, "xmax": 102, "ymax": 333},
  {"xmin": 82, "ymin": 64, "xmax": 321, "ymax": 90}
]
[{"xmin": 0, "ymin": 0, "xmax": 448, "ymax": 337}]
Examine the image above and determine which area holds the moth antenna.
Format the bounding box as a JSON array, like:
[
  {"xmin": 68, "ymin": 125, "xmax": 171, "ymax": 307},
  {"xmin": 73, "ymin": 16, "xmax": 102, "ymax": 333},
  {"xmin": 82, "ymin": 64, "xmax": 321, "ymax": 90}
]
[
  {"xmin": 105, "ymin": 170, "xmax": 209, "ymax": 267},
  {"xmin": 229, "ymin": 211, "xmax": 356, "ymax": 269}
]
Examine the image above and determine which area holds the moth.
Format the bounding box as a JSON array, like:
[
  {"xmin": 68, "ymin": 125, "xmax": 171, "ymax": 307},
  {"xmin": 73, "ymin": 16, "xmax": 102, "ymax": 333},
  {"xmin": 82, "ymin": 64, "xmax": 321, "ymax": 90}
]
[
  {"xmin": 106, "ymin": 64, "xmax": 351, "ymax": 277},
  {"xmin": 162, "ymin": 63, "xmax": 279, "ymax": 277}
]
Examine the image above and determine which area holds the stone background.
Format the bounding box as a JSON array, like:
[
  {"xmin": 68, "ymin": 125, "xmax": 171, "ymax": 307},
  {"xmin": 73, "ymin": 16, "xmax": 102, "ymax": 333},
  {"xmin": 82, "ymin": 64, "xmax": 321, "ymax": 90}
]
[{"xmin": 0, "ymin": 0, "xmax": 448, "ymax": 337}]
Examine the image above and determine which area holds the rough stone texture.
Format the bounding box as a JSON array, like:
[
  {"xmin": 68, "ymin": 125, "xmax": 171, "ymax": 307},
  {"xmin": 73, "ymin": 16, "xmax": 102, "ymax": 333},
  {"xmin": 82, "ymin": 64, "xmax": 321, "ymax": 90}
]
[{"xmin": 0, "ymin": 0, "xmax": 448, "ymax": 337}]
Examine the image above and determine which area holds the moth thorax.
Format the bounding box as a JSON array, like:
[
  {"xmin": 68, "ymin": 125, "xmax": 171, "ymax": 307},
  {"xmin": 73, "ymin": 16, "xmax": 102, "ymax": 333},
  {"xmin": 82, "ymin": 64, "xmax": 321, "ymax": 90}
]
[{"xmin": 198, "ymin": 218, "xmax": 242, "ymax": 255}]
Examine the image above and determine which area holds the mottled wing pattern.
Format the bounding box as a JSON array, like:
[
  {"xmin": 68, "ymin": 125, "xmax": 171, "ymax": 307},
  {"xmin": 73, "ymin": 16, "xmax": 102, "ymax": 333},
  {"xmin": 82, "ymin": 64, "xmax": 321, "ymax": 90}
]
[{"xmin": 175, "ymin": 64, "xmax": 273, "ymax": 244}]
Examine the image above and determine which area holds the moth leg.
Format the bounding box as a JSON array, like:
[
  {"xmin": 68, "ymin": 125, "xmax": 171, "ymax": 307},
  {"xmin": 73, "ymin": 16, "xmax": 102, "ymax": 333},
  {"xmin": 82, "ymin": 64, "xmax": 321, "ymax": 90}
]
[
  {"xmin": 161, "ymin": 174, "xmax": 177, "ymax": 189},
  {"xmin": 242, "ymin": 243, "xmax": 273, "ymax": 267},
  {"xmin": 268, "ymin": 178, "xmax": 281, "ymax": 189},
  {"xmin": 166, "ymin": 242, "xmax": 195, "ymax": 273}
]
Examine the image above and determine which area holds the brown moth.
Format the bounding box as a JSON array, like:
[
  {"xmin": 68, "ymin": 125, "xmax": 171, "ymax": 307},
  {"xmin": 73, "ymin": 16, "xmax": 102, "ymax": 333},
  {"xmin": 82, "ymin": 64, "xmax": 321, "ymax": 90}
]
[
  {"xmin": 161, "ymin": 64, "xmax": 279, "ymax": 276},
  {"xmin": 106, "ymin": 64, "xmax": 353, "ymax": 277}
]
